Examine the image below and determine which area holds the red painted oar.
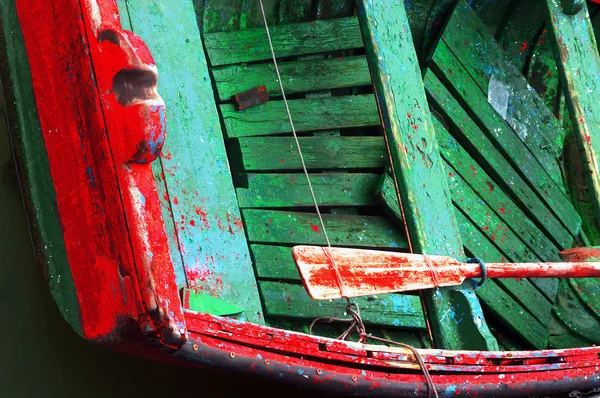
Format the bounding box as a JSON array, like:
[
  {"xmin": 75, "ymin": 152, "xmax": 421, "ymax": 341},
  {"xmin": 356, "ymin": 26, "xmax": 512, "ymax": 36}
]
[{"xmin": 292, "ymin": 245, "xmax": 600, "ymax": 300}]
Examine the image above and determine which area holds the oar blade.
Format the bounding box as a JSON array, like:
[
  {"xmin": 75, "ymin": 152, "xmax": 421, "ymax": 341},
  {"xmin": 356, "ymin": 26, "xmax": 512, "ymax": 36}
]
[{"xmin": 291, "ymin": 245, "xmax": 463, "ymax": 300}]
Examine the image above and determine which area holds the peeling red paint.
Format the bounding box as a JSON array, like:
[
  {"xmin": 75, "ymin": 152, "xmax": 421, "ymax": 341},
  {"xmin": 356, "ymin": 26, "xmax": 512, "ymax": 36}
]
[{"xmin": 17, "ymin": 0, "xmax": 185, "ymax": 344}]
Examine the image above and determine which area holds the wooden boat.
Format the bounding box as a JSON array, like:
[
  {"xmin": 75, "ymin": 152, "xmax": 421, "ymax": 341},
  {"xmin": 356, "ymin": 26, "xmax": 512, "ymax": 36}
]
[{"xmin": 2, "ymin": 0, "xmax": 600, "ymax": 396}]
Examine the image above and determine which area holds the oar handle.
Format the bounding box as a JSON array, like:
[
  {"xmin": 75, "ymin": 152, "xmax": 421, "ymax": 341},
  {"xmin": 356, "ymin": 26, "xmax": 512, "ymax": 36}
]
[{"xmin": 483, "ymin": 262, "xmax": 600, "ymax": 279}]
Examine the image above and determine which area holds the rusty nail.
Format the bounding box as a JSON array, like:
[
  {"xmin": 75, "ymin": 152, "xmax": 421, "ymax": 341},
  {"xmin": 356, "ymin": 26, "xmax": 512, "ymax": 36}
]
[
  {"xmin": 229, "ymin": 352, "xmax": 236, "ymax": 359},
  {"xmin": 316, "ymin": 369, "xmax": 322, "ymax": 375},
  {"xmin": 352, "ymin": 376, "xmax": 358, "ymax": 382},
  {"xmin": 192, "ymin": 344, "xmax": 198, "ymax": 351},
  {"xmin": 264, "ymin": 359, "xmax": 270, "ymax": 366}
]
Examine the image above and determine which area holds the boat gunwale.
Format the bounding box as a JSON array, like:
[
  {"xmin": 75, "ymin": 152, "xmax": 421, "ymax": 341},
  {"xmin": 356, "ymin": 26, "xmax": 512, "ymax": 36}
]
[{"xmin": 178, "ymin": 310, "xmax": 600, "ymax": 396}]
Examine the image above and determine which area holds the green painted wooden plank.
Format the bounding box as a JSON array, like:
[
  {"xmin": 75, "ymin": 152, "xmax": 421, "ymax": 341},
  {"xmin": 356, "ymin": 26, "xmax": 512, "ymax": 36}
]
[
  {"xmin": 548, "ymin": 311, "xmax": 596, "ymax": 349},
  {"xmin": 552, "ymin": 279, "xmax": 600, "ymax": 344},
  {"xmin": 433, "ymin": 118, "xmax": 564, "ymax": 260},
  {"xmin": 446, "ymin": 163, "xmax": 560, "ymax": 299},
  {"xmin": 380, "ymin": 171, "xmax": 555, "ymax": 327},
  {"xmin": 251, "ymin": 244, "xmax": 300, "ymax": 280},
  {"xmin": 220, "ymin": 94, "xmax": 380, "ymax": 138},
  {"xmin": 564, "ymin": 134, "xmax": 600, "ymax": 246},
  {"xmin": 433, "ymin": 119, "xmax": 560, "ymax": 300},
  {"xmin": 441, "ymin": 1, "xmax": 567, "ymax": 166},
  {"xmin": 375, "ymin": 172, "xmax": 404, "ymax": 224},
  {"xmin": 457, "ymin": 217, "xmax": 550, "ymax": 349},
  {"xmin": 203, "ymin": 16, "xmax": 363, "ymax": 66},
  {"xmin": 474, "ymin": 276, "xmax": 548, "ymax": 349},
  {"xmin": 233, "ymin": 136, "xmax": 386, "ymax": 171},
  {"xmin": 568, "ymin": 278, "xmax": 600, "ymax": 323},
  {"xmin": 357, "ymin": 1, "xmax": 497, "ymax": 351},
  {"xmin": 259, "ymin": 281, "xmax": 426, "ymax": 329},
  {"xmin": 540, "ymin": 0, "xmax": 600, "ymax": 228},
  {"xmin": 242, "ymin": 209, "xmax": 408, "ymax": 248},
  {"xmin": 237, "ymin": 173, "xmax": 378, "ymax": 208},
  {"xmin": 424, "ymin": 69, "xmax": 576, "ymax": 250},
  {"xmin": 0, "ymin": 0, "xmax": 82, "ymax": 332},
  {"xmin": 458, "ymin": 216, "xmax": 553, "ymax": 327},
  {"xmin": 123, "ymin": 0, "xmax": 264, "ymax": 324},
  {"xmin": 212, "ymin": 56, "xmax": 371, "ymax": 102},
  {"xmin": 429, "ymin": 41, "xmax": 581, "ymax": 238}
]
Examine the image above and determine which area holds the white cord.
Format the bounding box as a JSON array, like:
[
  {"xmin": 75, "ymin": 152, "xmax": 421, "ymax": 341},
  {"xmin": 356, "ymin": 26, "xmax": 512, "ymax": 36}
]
[{"xmin": 257, "ymin": 0, "xmax": 346, "ymax": 297}]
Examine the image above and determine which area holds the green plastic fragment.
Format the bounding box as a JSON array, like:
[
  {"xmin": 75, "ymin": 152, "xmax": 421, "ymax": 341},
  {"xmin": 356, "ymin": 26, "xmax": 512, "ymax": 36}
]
[{"xmin": 184, "ymin": 289, "xmax": 245, "ymax": 316}]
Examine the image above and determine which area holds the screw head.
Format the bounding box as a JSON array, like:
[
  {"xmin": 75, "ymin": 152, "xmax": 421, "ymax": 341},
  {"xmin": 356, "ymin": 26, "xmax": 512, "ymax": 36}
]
[
  {"xmin": 316, "ymin": 369, "xmax": 322, "ymax": 375},
  {"xmin": 229, "ymin": 352, "xmax": 236, "ymax": 359},
  {"xmin": 352, "ymin": 376, "xmax": 358, "ymax": 382},
  {"xmin": 264, "ymin": 359, "xmax": 270, "ymax": 366},
  {"xmin": 192, "ymin": 344, "xmax": 199, "ymax": 351}
]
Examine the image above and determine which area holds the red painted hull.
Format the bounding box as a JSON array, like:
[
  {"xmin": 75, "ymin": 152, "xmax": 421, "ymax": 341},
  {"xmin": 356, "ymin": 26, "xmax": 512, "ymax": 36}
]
[{"xmin": 9, "ymin": 0, "xmax": 600, "ymax": 396}]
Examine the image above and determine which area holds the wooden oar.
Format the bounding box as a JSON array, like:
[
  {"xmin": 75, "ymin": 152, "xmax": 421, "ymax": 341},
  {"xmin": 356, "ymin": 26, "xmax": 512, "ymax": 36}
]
[{"xmin": 292, "ymin": 245, "xmax": 600, "ymax": 300}]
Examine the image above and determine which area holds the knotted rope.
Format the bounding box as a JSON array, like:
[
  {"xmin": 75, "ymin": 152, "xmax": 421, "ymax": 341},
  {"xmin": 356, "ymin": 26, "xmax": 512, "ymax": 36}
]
[{"xmin": 309, "ymin": 303, "xmax": 438, "ymax": 398}]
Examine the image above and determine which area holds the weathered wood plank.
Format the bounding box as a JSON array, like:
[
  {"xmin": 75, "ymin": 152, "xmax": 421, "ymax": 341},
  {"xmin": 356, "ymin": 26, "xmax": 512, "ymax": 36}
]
[
  {"xmin": 548, "ymin": 311, "xmax": 596, "ymax": 348},
  {"xmin": 232, "ymin": 136, "xmax": 386, "ymax": 171},
  {"xmin": 425, "ymin": 69, "xmax": 576, "ymax": 250},
  {"xmin": 124, "ymin": 0, "xmax": 264, "ymax": 323},
  {"xmin": 380, "ymin": 169, "xmax": 558, "ymax": 304},
  {"xmin": 446, "ymin": 163, "xmax": 558, "ymax": 300},
  {"xmin": 474, "ymin": 276, "xmax": 549, "ymax": 349},
  {"xmin": 259, "ymin": 281, "xmax": 426, "ymax": 329},
  {"xmin": 540, "ymin": 0, "xmax": 600, "ymax": 228},
  {"xmin": 203, "ymin": 16, "xmax": 363, "ymax": 66},
  {"xmin": 212, "ymin": 56, "xmax": 371, "ymax": 102},
  {"xmin": 251, "ymin": 244, "xmax": 300, "ymax": 280},
  {"xmin": 457, "ymin": 215, "xmax": 550, "ymax": 349},
  {"xmin": 429, "ymin": 41, "xmax": 581, "ymax": 237},
  {"xmin": 458, "ymin": 213, "xmax": 553, "ymax": 326},
  {"xmin": 220, "ymin": 94, "xmax": 379, "ymax": 138},
  {"xmin": 442, "ymin": 1, "xmax": 567, "ymax": 168},
  {"xmin": 237, "ymin": 173, "xmax": 378, "ymax": 208},
  {"xmin": 432, "ymin": 117, "xmax": 564, "ymax": 260},
  {"xmin": 552, "ymin": 279, "xmax": 600, "ymax": 344},
  {"xmin": 357, "ymin": 1, "xmax": 497, "ymax": 350},
  {"xmin": 242, "ymin": 209, "xmax": 408, "ymax": 248},
  {"xmin": 375, "ymin": 172, "xmax": 404, "ymax": 224}
]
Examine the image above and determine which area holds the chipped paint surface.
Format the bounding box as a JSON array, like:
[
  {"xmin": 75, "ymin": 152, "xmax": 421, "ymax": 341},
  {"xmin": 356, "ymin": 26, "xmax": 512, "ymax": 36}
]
[
  {"xmin": 292, "ymin": 245, "xmax": 600, "ymax": 299},
  {"xmin": 119, "ymin": 0, "xmax": 264, "ymax": 324},
  {"xmin": 541, "ymin": 0, "xmax": 600, "ymax": 226},
  {"xmin": 15, "ymin": 0, "xmax": 184, "ymax": 344},
  {"xmin": 179, "ymin": 310, "xmax": 600, "ymax": 397},
  {"xmin": 357, "ymin": 0, "xmax": 496, "ymax": 351}
]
